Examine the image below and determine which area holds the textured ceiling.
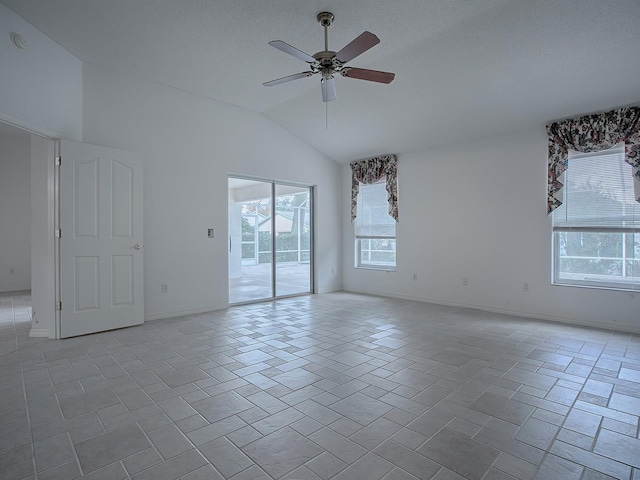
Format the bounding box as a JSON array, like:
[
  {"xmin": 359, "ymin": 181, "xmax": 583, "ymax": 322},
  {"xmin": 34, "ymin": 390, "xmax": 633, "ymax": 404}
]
[{"xmin": 2, "ymin": 0, "xmax": 640, "ymax": 163}]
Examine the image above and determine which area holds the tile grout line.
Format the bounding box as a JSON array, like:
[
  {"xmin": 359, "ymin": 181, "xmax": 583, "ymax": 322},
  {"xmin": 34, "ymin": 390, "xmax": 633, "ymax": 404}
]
[
  {"xmin": 519, "ymin": 335, "xmax": 610, "ymax": 479},
  {"xmin": 527, "ymin": 336, "xmax": 634, "ymax": 480},
  {"xmin": 19, "ymin": 340, "xmax": 39, "ymax": 480},
  {"xmin": 67, "ymin": 430, "xmax": 84, "ymax": 478},
  {"xmin": 93, "ymin": 326, "xmax": 235, "ymax": 480}
]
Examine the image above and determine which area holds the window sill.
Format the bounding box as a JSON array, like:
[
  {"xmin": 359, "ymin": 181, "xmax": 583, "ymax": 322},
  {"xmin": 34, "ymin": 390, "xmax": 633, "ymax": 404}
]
[
  {"xmin": 355, "ymin": 265, "xmax": 396, "ymax": 272},
  {"xmin": 552, "ymin": 279, "xmax": 639, "ymax": 293}
]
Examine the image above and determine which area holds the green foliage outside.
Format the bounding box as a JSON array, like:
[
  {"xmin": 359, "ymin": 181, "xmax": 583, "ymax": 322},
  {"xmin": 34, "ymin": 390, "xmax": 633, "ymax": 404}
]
[
  {"xmin": 258, "ymin": 231, "xmax": 310, "ymax": 263},
  {"xmin": 558, "ymin": 232, "xmax": 639, "ymax": 277},
  {"xmin": 557, "ymin": 176, "xmax": 640, "ymax": 279},
  {"xmin": 241, "ymin": 211, "xmax": 310, "ymax": 263},
  {"xmin": 240, "ymin": 191, "xmax": 310, "ymax": 264},
  {"xmin": 360, "ymin": 239, "xmax": 396, "ymax": 265},
  {"xmin": 241, "ymin": 217, "xmax": 254, "ymax": 242}
]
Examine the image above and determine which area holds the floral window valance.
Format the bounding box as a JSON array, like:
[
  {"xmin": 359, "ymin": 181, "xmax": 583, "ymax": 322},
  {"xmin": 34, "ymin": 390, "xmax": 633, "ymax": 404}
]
[
  {"xmin": 351, "ymin": 155, "xmax": 398, "ymax": 222},
  {"xmin": 547, "ymin": 106, "xmax": 640, "ymax": 214}
]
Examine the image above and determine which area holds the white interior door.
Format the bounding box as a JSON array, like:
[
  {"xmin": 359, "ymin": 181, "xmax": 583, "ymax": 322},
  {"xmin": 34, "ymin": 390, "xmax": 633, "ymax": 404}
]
[{"xmin": 59, "ymin": 140, "xmax": 143, "ymax": 338}]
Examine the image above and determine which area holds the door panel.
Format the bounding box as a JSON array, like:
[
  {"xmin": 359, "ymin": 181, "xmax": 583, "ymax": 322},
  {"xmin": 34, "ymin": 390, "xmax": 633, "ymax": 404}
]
[
  {"xmin": 228, "ymin": 178, "xmax": 273, "ymax": 304},
  {"xmin": 112, "ymin": 160, "xmax": 134, "ymax": 237},
  {"xmin": 60, "ymin": 140, "xmax": 143, "ymax": 338},
  {"xmin": 75, "ymin": 158, "xmax": 99, "ymax": 237},
  {"xmin": 74, "ymin": 256, "xmax": 99, "ymax": 311},
  {"xmin": 112, "ymin": 254, "xmax": 134, "ymax": 306},
  {"xmin": 275, "ymin": 185, "xmax": 311, "ymax": 297}
]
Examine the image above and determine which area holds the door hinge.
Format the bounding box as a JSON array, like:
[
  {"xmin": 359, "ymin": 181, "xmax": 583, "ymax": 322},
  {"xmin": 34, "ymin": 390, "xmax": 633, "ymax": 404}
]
[
  {"xmin": 55, "ymin": 228, "xmax": 61, "ymax": 238},
  {"xmin": 55, "ymin": 301, "xmax": 62, "ymax": 311},
  {"xmin": 55, "ymin": 156, "xmax": 61, "ymax": 167}
]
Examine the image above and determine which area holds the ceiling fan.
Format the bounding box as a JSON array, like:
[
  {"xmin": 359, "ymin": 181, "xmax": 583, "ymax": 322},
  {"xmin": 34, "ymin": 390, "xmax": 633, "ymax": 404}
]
[{"xmin": 263, "ymin": 12, "xmax": 395, "ymax": 102}]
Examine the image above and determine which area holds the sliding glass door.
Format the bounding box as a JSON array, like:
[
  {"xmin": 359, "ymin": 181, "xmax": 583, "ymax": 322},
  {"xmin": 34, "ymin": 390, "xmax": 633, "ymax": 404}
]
[
  {"xmin": 275, "ymin": 184, "xmax": 311, "ymax": 297},
  {"xmin": 228, "ymin": 177, "xmax": 313, "ymax": 304}
]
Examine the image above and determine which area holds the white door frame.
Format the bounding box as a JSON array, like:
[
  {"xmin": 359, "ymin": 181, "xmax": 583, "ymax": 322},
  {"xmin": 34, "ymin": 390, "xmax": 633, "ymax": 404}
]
[
  {"xmin": 2, "ymin": 116, "xmax": 145, "ymax": 339},
  {"xmin": 0, "ymin": 116, "xmax": 58, "ymax": 338}
]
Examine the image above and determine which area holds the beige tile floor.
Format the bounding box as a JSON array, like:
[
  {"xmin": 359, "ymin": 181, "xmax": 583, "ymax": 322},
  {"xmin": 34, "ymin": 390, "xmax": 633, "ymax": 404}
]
[{"xmin": 0, "ymin": 290, "xmax": 639, "ymax": 480}]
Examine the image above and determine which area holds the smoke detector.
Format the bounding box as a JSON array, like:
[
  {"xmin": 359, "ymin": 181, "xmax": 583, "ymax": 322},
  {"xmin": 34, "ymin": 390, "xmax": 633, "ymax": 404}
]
[{"xmin": 10, "ymin": 32, "xmax": 26, "ymax": 50}]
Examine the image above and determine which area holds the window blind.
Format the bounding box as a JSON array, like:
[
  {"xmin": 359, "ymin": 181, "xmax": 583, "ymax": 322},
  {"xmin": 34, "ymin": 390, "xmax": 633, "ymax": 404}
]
[
  {"xmin": 354, "ymin": 181, "xmax": 396, "ymax": 238},
  {"xmin": 553, "ymin": 144, "xmax": 640, "ymax": 230}
]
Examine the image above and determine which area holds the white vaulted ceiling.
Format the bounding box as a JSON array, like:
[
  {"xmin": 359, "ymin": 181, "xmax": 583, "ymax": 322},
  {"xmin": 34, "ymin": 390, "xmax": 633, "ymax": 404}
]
[{"xmin": 2, "ymin": 0, "xmax": 640, "ymax": 163}]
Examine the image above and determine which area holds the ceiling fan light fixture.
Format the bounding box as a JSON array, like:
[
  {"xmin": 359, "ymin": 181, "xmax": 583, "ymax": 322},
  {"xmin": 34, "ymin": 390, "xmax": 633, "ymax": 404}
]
[{"xmin": 321, "ymin": 76, "xmax": 337, "ymax": 102}]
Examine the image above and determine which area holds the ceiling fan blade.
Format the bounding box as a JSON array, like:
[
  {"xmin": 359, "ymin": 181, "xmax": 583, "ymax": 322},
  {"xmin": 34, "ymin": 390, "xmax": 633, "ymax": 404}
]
[
  {"xmin": 268, "ymin": 40, "xmax": 316, "ymax": 63},
  {"xmin": 335, "ymin": 31, "xmax": 380, "ymax": 63},
  {"xmin": 341, "ymin": 67, "xmax": 395, "ymax": 84},
  {"xmin": 263, "ymin": 72, "xmax": 314, "ymax": 87},
  {"xmin": 321, "ymin": 76, "xmax": 337, "ymax": 102}
]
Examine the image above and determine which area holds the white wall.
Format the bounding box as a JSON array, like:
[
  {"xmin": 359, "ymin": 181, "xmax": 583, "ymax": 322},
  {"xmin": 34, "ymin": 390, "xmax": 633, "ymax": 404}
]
[
  {"xmin": 342, "ymin": 129, "xmax": 640, "ymax": 333},
  {"xmin": 0, "ymin": 132, "xmax": 31, "ymax": 292},
  {"xmin": 82, "ymin": 64, "xmax": 342, "ymax": 321},
  {"xmin": 0, "ymin": 3, "xmax": 82, "ymax": 140}
]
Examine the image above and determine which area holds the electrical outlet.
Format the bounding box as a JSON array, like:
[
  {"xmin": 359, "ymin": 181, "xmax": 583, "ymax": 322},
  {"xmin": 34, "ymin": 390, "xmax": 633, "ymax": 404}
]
[
  {"xmin": 462, "ymin": 277, "xmax": 469, "ymax": 286},
  {"xmin": 413, "ymin": 273, "xmax": 418, "ymax": 281},
  {"xmin": 9, "ymin": 267, "xmax": 15, "ymax": 274},
  {"xmin": 208, "ymin": 228, "xmax": 214, "ymax": 238},
  {"xmin": 331, "ymin": 268, "xmax": 335, "ymax": 275},
  {"xmin": 162, "ymin": 283, "xmax": 168, "ymax": 293},
  {"xmin": 523, "ymin": 281, "xmax": 530, "ymax": 292}
]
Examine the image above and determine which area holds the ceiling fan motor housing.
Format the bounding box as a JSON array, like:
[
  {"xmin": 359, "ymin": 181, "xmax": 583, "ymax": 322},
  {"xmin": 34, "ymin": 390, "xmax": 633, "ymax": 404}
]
[{"xmin": 311, "ymin": 51, "xmax": 343, "ymax": 75}]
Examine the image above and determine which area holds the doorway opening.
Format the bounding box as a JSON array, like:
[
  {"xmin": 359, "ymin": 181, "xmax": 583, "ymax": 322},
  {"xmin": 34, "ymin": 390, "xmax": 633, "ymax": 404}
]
[
  {"xmin": 0, "ymin": 120, "xmax": 55, "ymax": 339},
  {"xmin": 228, "ymin": 177, "xmax": 314, "ymax": 304},
  {"xmin": 0, "ymin": 123, "xmax": 32, "ymax": 339}
]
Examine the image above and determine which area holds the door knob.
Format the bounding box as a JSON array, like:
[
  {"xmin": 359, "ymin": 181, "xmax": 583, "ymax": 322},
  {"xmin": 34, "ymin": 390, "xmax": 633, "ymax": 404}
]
[{"xmin": 133, "ymin": 244, "xmax": 143, "ymax": 250}]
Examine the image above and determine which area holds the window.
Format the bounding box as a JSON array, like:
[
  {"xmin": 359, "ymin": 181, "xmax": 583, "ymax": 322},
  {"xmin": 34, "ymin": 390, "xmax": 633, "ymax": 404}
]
[
  {"xmin": 354, "ymin": 181, "xmax": 396, "ymax": 269},
  {"xmin": 552, "ymin": 144, "xmax": 640, "ymax": 290}
]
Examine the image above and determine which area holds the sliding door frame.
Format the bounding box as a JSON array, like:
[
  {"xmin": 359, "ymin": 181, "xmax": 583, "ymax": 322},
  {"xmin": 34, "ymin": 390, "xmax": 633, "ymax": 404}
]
[{"xmin": 228, "ymin": 174, "xmax": 315, "ymax": 305}]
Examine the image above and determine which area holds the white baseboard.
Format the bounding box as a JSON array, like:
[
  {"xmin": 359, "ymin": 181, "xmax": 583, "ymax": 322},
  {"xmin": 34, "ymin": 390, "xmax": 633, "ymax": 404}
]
[
  {"xmin": 0, "ymin": 287, "xmax": 31, "ymax": 294},
  {"xmin": 144, "ymin": 291, "xmax": 344, "ymax": 320},
  {"xmin": 29, "ymin": 328, "xmax": 49, "ymax": 338},
  {"xmin": 144, "ymin": 304, "xmax": 228, "ymax": 322},
  {"xmin": 343, "ymin": 288, "xmax": 640, "ymax": 335},
  {"xmin": 316, "ymin": 286, "xmax": 342, "ymax": 294}
]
